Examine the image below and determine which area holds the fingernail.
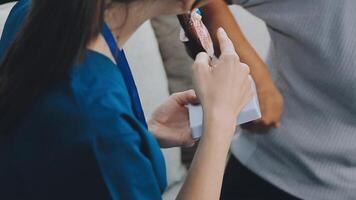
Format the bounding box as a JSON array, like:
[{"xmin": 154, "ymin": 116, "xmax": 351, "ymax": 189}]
[{"xmin": 218, "ymin": 27, "xmax": 226, "ymax": 36}]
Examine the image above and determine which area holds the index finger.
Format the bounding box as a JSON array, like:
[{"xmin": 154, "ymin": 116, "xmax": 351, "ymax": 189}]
[
  {"xmin": 194, "ymin": 52, "xmax": 210, "ymax": 67},
  {"xmin": 217, "ymin": 27, "xmax": 237, "ymax": 56},
  {"xmin": 173, "ymin": 89, "xmax": 200, "ymax": 106}
]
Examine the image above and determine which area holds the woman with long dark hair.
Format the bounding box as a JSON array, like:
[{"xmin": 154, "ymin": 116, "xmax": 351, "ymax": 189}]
[{"xmin": 0, "ymin": 0, "xmax": 252, "ymax": 199}]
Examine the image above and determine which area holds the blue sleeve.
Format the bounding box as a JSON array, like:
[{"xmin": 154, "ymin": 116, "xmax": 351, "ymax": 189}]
[
  {"xmin": 89, "ymin": 116, "xmax": 163, "ymax": 200},
  {"xmin": 73, "ymin": 64, "xmax": 165, "ymax": 200},
  {"xmin": 0, "ymin": 0, "xmax": 30, "ymax": 61}
]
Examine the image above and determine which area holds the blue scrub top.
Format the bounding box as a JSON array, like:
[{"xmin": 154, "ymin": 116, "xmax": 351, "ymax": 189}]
[{"xmin": 0, "ymin": 1, "xmax": 167, "ymax": 199}]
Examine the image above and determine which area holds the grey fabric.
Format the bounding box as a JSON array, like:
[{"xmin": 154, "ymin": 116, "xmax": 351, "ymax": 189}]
[{"xmin": 230, "ymin": 1, "xmax": 356, "ymax": 200}]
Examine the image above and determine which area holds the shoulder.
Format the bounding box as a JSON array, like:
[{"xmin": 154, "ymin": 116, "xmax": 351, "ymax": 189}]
[
  {"xmin": 30, "ymin": 50, "xmax": 136, "ymax": 139},
  {"xmin": 73, "ymin": 50, "xmax": 127, "ymax": 90},
  {"xmin": 70, "ymin": 50, "xmax": 132, "ymax": 114}
]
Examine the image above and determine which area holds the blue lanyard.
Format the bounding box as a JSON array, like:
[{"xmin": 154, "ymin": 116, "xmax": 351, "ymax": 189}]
[{"xmin": 102, "ymin": 23, "xmax": 147, "ymax": 128}]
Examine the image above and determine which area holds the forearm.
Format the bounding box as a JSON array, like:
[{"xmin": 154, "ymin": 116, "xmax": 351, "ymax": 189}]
[
  {"xmin": 201, "ymin": 0, "xmax": 273, "ymax": 86},
  {"xmin": 177, "ymin": 115, "xmax": 235, "ymax": 200}
]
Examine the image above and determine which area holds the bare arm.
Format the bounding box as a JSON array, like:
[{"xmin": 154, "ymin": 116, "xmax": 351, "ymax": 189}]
[
  {"xmin": 177, "ymin": 28, "xmax": 253, "ymax": 200},
  {"xmin": 201, "ymin": 0, "xmax": 270, "ymax": 86},
  {"xmin": 177, "ymin": 117, "xmax": 235, "ymax": 200}
]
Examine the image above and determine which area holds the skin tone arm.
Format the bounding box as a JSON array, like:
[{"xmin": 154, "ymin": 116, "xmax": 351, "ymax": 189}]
[
  {"xmin": 176, "ymin": 114, "xmax": 236, "ymax": 200},
  {"xmin": 201, "ymin": 0, "xmax": 284, "ymax": 131},
  {"xmin": 148, "ymin": 28, "xmax": 252, "ymax": 200},
  {"xmin": 176, "ymin": 28, "xmax": 253, "ymax": 200}
]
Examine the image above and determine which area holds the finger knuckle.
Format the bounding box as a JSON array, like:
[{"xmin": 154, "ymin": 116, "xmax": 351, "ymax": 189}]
[
  {"xmin": 171, "ymin": 92, "xmax": 180, "ymax": 98},
  {"xmin": 223, "ymin": 52, "xmax": 237, "ymax": 59},
  {"xmin": 187, "ymin": 89, "xmax": 195, "ymax": 95}
]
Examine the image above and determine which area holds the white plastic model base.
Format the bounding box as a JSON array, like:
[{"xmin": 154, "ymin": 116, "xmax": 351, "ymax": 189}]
[{"xmin": 188, "ymin": 83, "xmax": 261, "ymax": 139}]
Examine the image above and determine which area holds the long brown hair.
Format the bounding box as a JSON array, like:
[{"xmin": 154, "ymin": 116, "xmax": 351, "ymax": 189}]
[{"xmin": 0, "ymin": 0, "xmax": 127, "ymax": 134}]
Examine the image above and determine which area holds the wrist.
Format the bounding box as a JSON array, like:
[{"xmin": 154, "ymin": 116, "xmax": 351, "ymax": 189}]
[
  {"xmin": 256, "ymin": 80, "xmax": 277, "ymax": 94},
  {"xmin": 202, "ymin": 109, "xmax": 236, "ymax": 139},
  {"xmin": 203, "ymin": 106, "xmax": 235, "ymax": 123},
  {"xmin": 249, "ymin": 63, "xmax": 274, "ymax": 87}
]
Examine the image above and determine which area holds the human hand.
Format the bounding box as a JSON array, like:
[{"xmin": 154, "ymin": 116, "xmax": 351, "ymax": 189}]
[
  {"xmin": 192, "ymin": 28, "xmax": 254, "ymax": 136},
  {"xmin": 148, "ymin": 90, "xmax": 199, "ymax": 148},
  {"xmin": 242, "ymin": 82, "xmax": 284, "ymax": 132}
]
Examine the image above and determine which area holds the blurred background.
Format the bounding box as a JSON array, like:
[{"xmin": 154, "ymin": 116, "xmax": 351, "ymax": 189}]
[{"xmin": 0, "ymin": 2, "xmax": 270, "ymax": 199}]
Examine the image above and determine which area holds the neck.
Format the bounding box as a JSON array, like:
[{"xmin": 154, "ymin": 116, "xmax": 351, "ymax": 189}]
[
  {"xmin": 87, "ymin": 34, "xmax": 116, "ymax": 64},
  {"xmin": 87, "ymin": 2, "xmax": 156, "ymax": 63},
  {"xmin": 105, "ymin": 2, "xmax": 154, "ymax": 48},
  {"xmin": 86, "ymin": 0, "xmax": 193, "ymax": 62}
]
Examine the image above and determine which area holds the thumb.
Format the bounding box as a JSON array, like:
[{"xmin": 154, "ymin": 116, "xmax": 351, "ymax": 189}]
[{"xmin": 173, "ymin": 89, "xmax": 200, "ymax": 106}]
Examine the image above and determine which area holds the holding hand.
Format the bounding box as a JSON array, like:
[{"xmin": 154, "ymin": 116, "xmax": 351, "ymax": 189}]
[
  {"xmin": 193, "ymin": 28, "xmax": 253, "ymax": 136},
  {"xmin": 242, "ymin": 80, "xmax": 284, "ymax": 132},
  {"xmin": 149, "ymin": 28, "xmax": 253, "ymax": 148},
  {"xmin": 148, "ymin": 90, "xmax": 198, "ymax": 148},
  {"xmin": 177, "ymin": 28, "xmax": 254, "ymax": 200}
]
